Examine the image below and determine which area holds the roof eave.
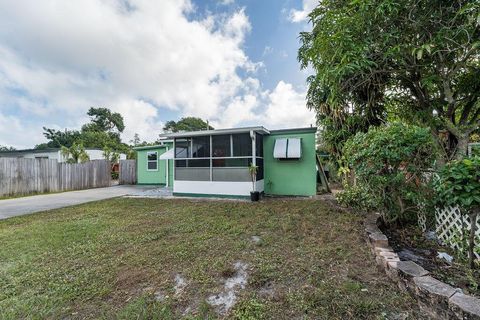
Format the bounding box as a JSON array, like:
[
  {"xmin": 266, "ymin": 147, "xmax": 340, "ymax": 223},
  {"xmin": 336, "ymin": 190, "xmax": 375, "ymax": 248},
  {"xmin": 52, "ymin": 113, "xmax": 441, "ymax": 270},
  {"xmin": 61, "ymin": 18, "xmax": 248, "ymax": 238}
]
[{"xmin": 159, "ymin": 126, "xmax": 270, "ymax": 138}]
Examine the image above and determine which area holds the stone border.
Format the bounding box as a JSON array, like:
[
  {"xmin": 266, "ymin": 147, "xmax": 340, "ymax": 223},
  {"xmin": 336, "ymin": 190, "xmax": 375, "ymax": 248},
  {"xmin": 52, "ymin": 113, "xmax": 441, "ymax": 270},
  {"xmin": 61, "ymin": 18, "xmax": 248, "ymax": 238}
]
[{"xmin": 365, "ymin": 213, "xmax": 480, "ymax": 320}]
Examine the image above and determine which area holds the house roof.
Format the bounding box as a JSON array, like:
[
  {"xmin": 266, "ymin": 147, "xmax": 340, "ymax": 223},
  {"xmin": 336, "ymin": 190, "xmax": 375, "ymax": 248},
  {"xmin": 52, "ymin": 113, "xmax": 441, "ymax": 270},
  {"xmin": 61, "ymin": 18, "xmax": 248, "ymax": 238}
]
[
  {"xmin": 133, "ymin": 141, "xmax": 173, "ymax": 151},
  {"xmin": 158, "ymin": 126, "xmax": 271, "ymax": 139},
  {"xmin": 269, "ymin": 127, "xmax": 317, "ymax": 135},
  {"xmin": 0, "ymin": 147, "xmax": 104, "ymax": 155},
  {"xmin": 158, "ymin": 126, "xmax": 317, "ymax": 139}
]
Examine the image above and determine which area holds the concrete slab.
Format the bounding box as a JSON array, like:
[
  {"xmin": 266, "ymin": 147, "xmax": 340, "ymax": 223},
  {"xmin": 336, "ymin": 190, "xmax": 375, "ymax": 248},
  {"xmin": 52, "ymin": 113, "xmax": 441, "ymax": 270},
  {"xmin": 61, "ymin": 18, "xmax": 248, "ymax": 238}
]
[{"xmin": 0, "ymin": 185, "xmax": 157, "ymax": 220}]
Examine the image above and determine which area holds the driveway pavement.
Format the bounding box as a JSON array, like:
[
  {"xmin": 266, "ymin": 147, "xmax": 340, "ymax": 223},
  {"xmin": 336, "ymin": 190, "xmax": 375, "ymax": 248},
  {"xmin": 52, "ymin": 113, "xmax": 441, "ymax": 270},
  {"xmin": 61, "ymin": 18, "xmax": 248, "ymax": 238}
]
[{"xmin": 0, "ymin": 185, "xmax": 159, "ymax": 220}]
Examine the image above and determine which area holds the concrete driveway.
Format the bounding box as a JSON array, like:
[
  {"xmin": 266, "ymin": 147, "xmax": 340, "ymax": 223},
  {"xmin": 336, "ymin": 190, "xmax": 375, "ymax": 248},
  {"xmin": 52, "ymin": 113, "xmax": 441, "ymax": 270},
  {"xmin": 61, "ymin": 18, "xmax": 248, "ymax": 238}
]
[{"xmin": 0, "ymin": 185, "xmax": 158, "ymax": 220}]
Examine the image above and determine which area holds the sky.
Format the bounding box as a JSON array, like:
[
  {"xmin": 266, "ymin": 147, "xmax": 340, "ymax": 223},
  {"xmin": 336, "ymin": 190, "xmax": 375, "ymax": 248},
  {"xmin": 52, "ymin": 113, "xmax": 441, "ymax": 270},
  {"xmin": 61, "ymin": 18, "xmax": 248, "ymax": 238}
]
[{"xmin": 0, "ymin": 0, "xmax": 318, "ymax": 149}]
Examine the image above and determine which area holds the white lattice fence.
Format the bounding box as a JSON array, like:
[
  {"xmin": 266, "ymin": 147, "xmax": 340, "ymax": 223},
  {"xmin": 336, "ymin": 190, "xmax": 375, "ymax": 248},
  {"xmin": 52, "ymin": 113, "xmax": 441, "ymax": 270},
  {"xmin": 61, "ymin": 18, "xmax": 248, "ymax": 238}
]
[{"xmin": 436, "ymin": 206, "xmax": 480, "ymax": 260}]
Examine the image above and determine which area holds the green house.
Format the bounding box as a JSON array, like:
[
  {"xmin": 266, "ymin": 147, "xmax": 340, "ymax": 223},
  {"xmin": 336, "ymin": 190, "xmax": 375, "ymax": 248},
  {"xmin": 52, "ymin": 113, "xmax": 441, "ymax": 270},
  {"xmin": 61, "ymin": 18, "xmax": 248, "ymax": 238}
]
[{"xmin": 135, "ymin": 126, "xmax": 317, "ymax": 198}]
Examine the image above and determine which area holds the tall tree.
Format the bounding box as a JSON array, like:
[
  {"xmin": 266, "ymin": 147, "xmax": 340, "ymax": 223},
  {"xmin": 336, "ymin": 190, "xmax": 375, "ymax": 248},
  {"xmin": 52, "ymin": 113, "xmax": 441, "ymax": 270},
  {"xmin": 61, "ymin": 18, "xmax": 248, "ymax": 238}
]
[
  {"xmin": 37, "ymin": 128, "xmax": 82, "ymax": 149},
  {"xmin": 163, "ymin": 117, "xmax": 213, "ymax": 133},
  {"xmin": 38, "ymin": 108, "xmax": 128, "ymax": 152},
  {"xmin": 0, "ymin": 145, "xmax": 16, "ymax": 151},
  {"xmin": 299, "ymin": 0, "xmax": 480, "ymax": 161},
  {"xmin": 82, "ymin": 107, "xmax": 125, "ymax": 133}
]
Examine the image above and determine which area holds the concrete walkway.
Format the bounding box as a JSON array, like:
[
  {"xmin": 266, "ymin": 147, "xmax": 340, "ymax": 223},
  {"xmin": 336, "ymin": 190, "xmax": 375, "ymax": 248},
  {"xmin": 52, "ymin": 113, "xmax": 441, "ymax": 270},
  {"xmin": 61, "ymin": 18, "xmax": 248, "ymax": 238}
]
[{"xmin": 0, "ymin": 185, "xmax": 157, "ymax": 220}]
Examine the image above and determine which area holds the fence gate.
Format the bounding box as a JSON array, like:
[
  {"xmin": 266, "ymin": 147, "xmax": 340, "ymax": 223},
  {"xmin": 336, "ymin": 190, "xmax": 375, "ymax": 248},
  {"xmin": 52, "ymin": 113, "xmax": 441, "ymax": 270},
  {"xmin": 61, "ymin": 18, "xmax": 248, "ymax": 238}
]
[{"xmin": 119, "ymin": 160, "xmax": 136, "ymax": 185}]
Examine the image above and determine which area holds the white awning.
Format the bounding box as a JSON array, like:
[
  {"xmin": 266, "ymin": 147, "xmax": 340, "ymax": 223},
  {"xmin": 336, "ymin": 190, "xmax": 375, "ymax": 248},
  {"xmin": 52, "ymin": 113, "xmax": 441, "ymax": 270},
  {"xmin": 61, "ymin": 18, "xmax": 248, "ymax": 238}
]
[
  {"xmin": 273, "ymin": 138, "xmax": 302, "ymax": 159},
  {"xmin": 273, "ymin": 138, "xmax": 288, "ymax": 159},
  {"xmin": 287, "ymin": 138, "xmax": 301, "ymax": 158},
  {"xmin": 159, "ymin": 148, "xmax": 174, "ymax": 160}
]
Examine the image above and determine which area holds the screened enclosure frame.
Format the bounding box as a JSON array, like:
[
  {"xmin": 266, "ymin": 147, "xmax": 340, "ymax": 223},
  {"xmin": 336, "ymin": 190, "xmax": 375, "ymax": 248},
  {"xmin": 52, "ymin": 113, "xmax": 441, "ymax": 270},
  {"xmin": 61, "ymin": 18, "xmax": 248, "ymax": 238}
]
[{"xmin": 173, "ymin": 131, "xmax": 264, "ymax": 182}]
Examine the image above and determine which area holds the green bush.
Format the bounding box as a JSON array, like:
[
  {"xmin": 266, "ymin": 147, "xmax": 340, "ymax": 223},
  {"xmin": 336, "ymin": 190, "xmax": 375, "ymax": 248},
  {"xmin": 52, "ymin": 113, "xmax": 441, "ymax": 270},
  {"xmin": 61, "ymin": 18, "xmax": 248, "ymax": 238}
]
[
  {"xmin": 337, "ymin": 184, "xmax": 381, "ymax": 212},
  {"xmin": 434, "ymin": 157, "xmax": 480, "ymax": 268},
  {"xmin": 339, "ymin": 122, "xmax": 436, "ymax": 224}
]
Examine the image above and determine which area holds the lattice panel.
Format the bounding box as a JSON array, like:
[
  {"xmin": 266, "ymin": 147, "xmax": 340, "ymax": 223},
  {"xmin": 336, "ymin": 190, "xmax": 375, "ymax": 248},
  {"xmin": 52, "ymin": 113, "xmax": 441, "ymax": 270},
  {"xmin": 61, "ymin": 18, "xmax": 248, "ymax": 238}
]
[{"xmin": 435, "ymin": 206, "xmax": 480, "ymax": 260}]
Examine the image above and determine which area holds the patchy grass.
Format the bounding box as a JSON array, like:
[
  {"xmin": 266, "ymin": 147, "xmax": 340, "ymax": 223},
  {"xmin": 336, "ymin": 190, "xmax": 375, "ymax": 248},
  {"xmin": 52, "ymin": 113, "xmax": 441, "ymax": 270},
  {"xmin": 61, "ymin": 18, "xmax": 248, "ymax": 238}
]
[{"xmin": 0, "ymin": 198, "xmax": 419, "ymax": 319}]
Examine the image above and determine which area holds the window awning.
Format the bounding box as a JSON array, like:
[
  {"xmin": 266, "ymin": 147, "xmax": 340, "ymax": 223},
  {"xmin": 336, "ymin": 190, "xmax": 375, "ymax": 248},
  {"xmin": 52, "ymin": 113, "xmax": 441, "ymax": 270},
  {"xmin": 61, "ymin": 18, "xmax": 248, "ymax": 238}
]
[
  {"xmin": 159, "ymin": 148, "xmax": 174, "ymax": 160},
  {"xmin": 273, "ymin": 138, "xmax": 302, "ymax": 159},
  {"xmin": 287, "ymin": 138, "xmax": 301, "ymax": 158}
]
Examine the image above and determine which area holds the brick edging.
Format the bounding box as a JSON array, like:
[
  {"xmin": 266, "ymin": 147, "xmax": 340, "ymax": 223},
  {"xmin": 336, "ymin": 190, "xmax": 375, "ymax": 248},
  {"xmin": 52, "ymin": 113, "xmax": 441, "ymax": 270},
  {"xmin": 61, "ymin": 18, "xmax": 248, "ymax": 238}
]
[{"xmin": 365, "ymin": 213, "xmax": 480, "ymax": 319}]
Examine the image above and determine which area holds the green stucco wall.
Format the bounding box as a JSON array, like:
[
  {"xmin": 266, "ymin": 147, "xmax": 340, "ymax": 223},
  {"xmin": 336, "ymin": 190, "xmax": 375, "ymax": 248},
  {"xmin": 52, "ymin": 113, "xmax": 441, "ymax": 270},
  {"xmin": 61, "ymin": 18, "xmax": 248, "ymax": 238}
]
[
  {"xmin": 263, "ymin": 130, "xmax": 317, "ymax": 196},
  {"xmin": 136, "ymin": 145, "xmax": 173, "ymax": 185}
]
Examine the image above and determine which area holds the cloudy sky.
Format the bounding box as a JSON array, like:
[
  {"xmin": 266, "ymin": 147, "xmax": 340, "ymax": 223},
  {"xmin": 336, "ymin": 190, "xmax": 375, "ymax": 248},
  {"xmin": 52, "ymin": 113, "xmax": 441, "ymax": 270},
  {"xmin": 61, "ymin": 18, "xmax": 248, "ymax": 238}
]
[{"xmin": 0, "ymin": 0, "xmax": 317, "ymax": 148}]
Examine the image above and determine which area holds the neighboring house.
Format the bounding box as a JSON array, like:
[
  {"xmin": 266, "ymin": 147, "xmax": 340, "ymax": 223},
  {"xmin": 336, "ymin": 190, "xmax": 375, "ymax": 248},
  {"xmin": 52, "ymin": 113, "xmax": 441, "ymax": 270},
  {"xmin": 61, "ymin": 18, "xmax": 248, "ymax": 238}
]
[
  {"xmin": 134, "ymin": 126, "xmax": 317, "ymax": 198},
  {"xmin": 0, "ymin": 148, "xmax": 127, "ymax": 163}
]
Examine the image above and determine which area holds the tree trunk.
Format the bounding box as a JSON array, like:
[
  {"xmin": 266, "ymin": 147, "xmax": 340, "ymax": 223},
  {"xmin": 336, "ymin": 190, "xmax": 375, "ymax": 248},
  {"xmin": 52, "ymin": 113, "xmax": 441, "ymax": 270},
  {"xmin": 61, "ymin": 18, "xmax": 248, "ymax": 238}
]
[
  {"xmin": 468, "ymin": 209, "xmax": 479, "ymax": 269},
  {"xmin": 455, "ymin": 134, "xmax": 470, "ymax": 160}
]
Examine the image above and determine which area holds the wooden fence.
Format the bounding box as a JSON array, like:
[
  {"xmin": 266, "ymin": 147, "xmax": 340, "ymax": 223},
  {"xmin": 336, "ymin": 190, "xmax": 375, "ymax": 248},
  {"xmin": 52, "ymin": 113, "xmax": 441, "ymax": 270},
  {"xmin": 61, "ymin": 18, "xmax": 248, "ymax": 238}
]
[
  {"xmin": 119, "ymin": 160, "xmax": 136, "ymax": 185},
  {"xmin": 0, "ymin": 158, "xmax": 111, "ymax": 197}
]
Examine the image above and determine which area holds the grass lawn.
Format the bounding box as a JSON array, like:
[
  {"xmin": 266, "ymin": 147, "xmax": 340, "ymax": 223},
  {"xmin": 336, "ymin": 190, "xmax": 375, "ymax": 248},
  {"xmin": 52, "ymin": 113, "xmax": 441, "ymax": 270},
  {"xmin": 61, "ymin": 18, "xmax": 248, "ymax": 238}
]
[{"xmin": 0, "ymin": 198, "xmax": 419, "ymax": 319}]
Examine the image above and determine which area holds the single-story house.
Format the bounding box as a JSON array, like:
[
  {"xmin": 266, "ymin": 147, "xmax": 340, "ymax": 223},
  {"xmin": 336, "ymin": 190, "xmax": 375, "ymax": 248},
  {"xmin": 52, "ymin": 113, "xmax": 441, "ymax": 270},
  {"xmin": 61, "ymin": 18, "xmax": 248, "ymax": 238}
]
[
  {"xmin": 0, "ymin": 148, "xmax": 127, "ymax": 163},
  {"xmin": 134, "ymin": 126, "xmax": 317, "ymax": 198}
]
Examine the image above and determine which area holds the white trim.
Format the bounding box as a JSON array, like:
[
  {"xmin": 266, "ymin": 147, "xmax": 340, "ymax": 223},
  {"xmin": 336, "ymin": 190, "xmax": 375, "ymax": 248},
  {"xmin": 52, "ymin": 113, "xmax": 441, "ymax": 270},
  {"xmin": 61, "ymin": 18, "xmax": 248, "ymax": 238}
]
[
  {"xmin": 160, "ymin": 126, "xmax": 270, "ymax": 138},
  {"xmin": 147, "ymin": 151, "xmax": 159, "ymax": 171},
  {"xmin": 165, "ymin": 147, "xmax": 169, "ymax": 187},
  {"xmin": 209, "ymin": 135, "xmax": 213, "ymax": 181},
  {"xmin": 174, "ymin": 179, "xmax": 264, "ymax": 196}
]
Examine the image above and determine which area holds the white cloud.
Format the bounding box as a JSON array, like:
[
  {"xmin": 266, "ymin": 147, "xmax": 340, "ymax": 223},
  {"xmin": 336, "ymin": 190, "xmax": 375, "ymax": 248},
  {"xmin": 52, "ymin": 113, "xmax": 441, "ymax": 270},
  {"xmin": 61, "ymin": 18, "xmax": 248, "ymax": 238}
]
[
  {"xmin": 219, "ymin": 0, "xmax": 235, "ymax": 5},
  {"xmin": 0, "ymin": 0, "xmax": 315, "ymax": 148},
  {"xmin": 260, "ymin": 81, "xmax": 316, "ymax": 129},
  {"xmin": 289, "ymin": 0, "xmax": 318, "ymax": 23}
]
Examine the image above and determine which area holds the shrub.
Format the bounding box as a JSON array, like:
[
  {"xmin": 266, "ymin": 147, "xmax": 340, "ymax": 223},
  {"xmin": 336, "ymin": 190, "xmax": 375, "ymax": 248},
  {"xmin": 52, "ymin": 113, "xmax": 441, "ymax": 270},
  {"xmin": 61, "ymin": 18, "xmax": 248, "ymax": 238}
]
[
  {"xmin": 339, "ymin": 122, "xmax": 436, "ymax": 224},
  {"xmin": 337, "ymin": 184, "xmax": 381, "ymax": 212},
  {"xmin": 434, "ymin": 157, "xmax": 480, "ymax": 268}
]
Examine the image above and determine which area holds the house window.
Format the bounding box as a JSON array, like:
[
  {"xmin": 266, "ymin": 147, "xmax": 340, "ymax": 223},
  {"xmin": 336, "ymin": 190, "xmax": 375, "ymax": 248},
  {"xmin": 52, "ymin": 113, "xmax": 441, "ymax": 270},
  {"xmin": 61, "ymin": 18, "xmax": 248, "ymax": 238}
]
[{"xmin": 147, "ymin": 151, "xmax": 158, "ymax": 171}]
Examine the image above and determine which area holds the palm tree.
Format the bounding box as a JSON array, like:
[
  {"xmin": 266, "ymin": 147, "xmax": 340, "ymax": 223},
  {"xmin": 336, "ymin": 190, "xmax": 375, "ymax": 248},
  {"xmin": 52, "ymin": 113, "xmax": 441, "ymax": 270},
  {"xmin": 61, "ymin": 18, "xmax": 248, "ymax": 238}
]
[{"xmin": 61, "ymin": 142, "xmax": 90, "ymax": 163}]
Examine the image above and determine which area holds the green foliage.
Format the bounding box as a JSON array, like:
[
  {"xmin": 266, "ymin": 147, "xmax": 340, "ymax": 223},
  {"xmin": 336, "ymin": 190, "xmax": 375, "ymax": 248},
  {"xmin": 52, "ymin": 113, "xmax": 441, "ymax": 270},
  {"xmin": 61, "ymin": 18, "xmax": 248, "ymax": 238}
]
[
  {"xmin": 299, "ymin": 0, "xmax": 480, "ymax": 161},
  {"xmin": 82, "ymin": 107, "xmax": 125, "ymax": 133},
  {"xmin": 60, "ymin": 142, "xmax": 90, "ymax": 164},
  {"xmin": 37, "ymin": 128, "xmax": 82, "ymax": 149},
  {"xmin": 434, "ymin": 157, "xmax": 480, "ymax": 210},
  {"xmin": 248, "ymin": 163, "xmax": 259, "ymax": 191},
  {"xmin": 0, "ymin": 145, "xmax": 16, "ymax": 151},
  {"xmin": 102, "ymin": 147, "xmax": 120, "ymax": 164},
  {"xmin": 163, "ymin": 117, "xmax": 213, "ymax": 133},
  {"xmin": 337, "ymin": 184, "xmax": 381, "ymax": 213},
  {"xmin": 340, "ymin": 123, "xmax": 436, "ymax": 223},
  {"xmin": 37, "ymin": 108, "xmax": 131, "ymax": 156},
  {"xmin": 434, "ymin": 157, "xmax": 480, "ymax": 268}
]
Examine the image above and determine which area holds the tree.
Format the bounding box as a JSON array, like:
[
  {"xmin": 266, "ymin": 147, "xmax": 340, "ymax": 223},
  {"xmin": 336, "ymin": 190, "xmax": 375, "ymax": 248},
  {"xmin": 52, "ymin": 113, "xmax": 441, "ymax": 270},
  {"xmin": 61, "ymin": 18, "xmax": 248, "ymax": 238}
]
[
  {"xmin": 339, "ymin": 123, "xmax": 437, "ymax": 224},
  {"xmin": 82, "ymin": 107, "xmax": 125, "ymax": 133},
  {"xmin": 37, "ymin": 128, "xmax": 82, "ymax": 149},
  {"xmin": 61, "ymin": 142, "xmax": 90, "ymax": 164},
  {"xmin": 130, "ymin": 133, "xmax": 141, "ymax": 146},
  {"xmin": 102, "ymin": 147, "xmax": 120, "ymax": 164},
  {"xmin": 38, "ymin": 108, "xmax": 128, "ymax": 152},
  {"xmin": 163, "ymin": 117, "xmax": 213, "ymax": 133},
  {"xmin": 299, "ymin": 0, "xmax": 480, "ymax": 162},
  {"xmin": 0, "ymin": 145, "xmax": 16, "ymax": 151},
  {"xmin": 434, "ymin": 157, "xmax": 480, "ymax": 268}
]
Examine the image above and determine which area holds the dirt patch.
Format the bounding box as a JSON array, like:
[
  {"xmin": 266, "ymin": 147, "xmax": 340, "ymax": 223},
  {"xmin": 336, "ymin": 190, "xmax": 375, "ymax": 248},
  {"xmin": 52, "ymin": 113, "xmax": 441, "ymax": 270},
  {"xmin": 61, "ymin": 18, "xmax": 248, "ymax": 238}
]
[
  {"xmin": 382, "ymin": 223, "xmax": 480, "ymax": 297},
  {"xmin": 207, "ymin": 261, "xmax": 248, "ymax": 315}
]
